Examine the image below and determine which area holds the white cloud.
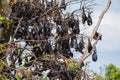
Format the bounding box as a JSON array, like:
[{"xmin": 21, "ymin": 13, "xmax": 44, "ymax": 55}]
[{"xmin": 101, "ymin": 12, "xmax": 120, "ymax": 29}]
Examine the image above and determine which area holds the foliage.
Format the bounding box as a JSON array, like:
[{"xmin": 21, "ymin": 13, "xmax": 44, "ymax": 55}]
[
  {"xmin": 105, "ymin": 64, "xmax": 120, "ymax": 80},
  {"xmin": 0, "ymin": 15, "xmax": 11, "ymax": 26},
  {"xmin": 65, "ymin": 59, "xmax": 79, "ymax": 71},
  {"xmin": 0, "ymin": 15, "xmax": 12, "ymax": 42}
]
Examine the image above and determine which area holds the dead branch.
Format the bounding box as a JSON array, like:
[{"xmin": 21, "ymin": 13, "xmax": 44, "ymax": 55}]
[
  {"xmin": 79, "ymin": 0, "xmax": 112, "ymax": 67},
  {"xmin": 12, "ymin": 17, "xmax": 23, "ymax": 38}
]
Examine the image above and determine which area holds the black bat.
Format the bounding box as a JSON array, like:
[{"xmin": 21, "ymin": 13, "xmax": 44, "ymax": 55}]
[
  {"xmin": 60, "ymin": 0, "xmax": 66, "ymax": 10},
  {"xmin": 87, "ymin": 12, "xmax": 92, "ymax": 26},
  {"xmin": 93, "ymin": 32, "xmax": 102, "ymax": 40},
  {"xmin": 82, "ymin": 6, "xmax": 87, "ymax": 24},
  {"xmin": 78, "ymin": 36, "xmax": 85, "ymax": 54},
  {"xmin": 92, "ymin": 47, "xmax": 98, "ymax": 62},
  {"xmin": 88, "ymin": 38, "xmax": 93, "ymax": 53}
]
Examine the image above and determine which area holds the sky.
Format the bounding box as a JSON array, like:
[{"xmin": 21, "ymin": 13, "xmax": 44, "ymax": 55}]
[{"xmin": 86, "ymin": 0, "xmax": 120, "ymax": 74}]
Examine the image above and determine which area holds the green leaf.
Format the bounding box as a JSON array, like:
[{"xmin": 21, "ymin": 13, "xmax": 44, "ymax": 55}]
[
  {"xmin": 0, "ymin": 15, "xmax": 12, "ymax": 29},
  {"xmin": 105, "ymin": 64, "xmax": 120, "ymax": 80},
  {"xmin": 0, "ymin": 44, "xmax": 6, "ymax": 53},
  {"xmin": 65, "ymin": 59, "xmax": 79, "ymax": 71}
]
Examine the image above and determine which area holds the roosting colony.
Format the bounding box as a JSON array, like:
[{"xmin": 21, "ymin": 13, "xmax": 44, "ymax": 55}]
[{"xmin": 0, "ymin": 0, "xmax": 102, "ymax": 79}]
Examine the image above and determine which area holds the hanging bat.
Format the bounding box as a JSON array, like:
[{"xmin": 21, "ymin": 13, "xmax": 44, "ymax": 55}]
[
  {"xmin": 60, "ymin": 0, "xmax": 66, "ymax": 10},
  {"xmin": 92, "ymin": 47, "xmax": 98, "ymax": 62},
  {"xmin": 78, "ymin": 35, "xmax": 85, "ymax": 54},
  {"xmin": 93, "ymin": 32, "xmax": 102, "ymax": 40},
  {"xmin": 88, "ymin": 38, "xmax": 93, "ymax": 53},
  {"xmin": 87, "ymin": 12, "xmax": 92, "ymax": 26},
  {"xmin": 82, "ymin": 6, "xmax": 87, "ymax": 24}
]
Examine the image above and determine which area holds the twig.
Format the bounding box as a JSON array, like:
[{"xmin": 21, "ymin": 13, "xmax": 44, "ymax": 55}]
[{"xmin": 13, "ymin": 17, "xmax": 23, "ymax": 38}]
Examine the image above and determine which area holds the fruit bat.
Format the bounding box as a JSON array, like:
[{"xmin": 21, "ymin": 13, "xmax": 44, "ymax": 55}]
[
  {"xmin": 78, "ymin": 36, "xmax": 84, "ymax": 54},
  {"xmin": 71, "ymin": 19, "xmax": 80, "ymax": 34},
  {"xmin": 93, "ymin": 32, "xmax": 102, "ymax": 40},
  {"xmin": 68, "ymin": 17, "xmax": 75, "ymax": 29},
  {"xmin": 82, "ymin": 6, "xmax": 87, "ymax": 24},
  {"xmin": 60, "ymin": 0, "xmax": 66, "ymax": 10},
  {"xmin": 32, "ymin": 46, "xmax": 43, "ymax": 58},
  {"xmin": 92, "ymin": 47, "xmax": 98, "ymax": 62},
  {"xmin": 87, "ymin": 12, "xmax": 92, "ymax": 26},
  {"xmin": 88, "ymin": 38, "xmax": 93, "ymax": 53}
]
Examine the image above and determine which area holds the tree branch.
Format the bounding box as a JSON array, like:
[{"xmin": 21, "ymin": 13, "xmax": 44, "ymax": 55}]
[
  {"xmin": 12, "ymin": 17, "xmax": 23, "ymax": 38},
  {"xmin": 79, "ymin": 0, "xmax": 112, "ymax": 67}
]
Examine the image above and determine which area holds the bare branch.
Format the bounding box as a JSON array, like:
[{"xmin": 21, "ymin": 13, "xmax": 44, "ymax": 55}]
[
  {"xmin": 12, "ymin": 17, "xmax": 23, "ymax": 38},
  {"xmin": 79, "ymin": 0, "xmax": 112, "ymax": 67}
]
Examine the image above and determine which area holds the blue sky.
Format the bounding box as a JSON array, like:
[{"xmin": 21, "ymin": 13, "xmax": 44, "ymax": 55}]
[{"xmin": 86, "ymin": 0, "xmax": 120, "ymax": 74}]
